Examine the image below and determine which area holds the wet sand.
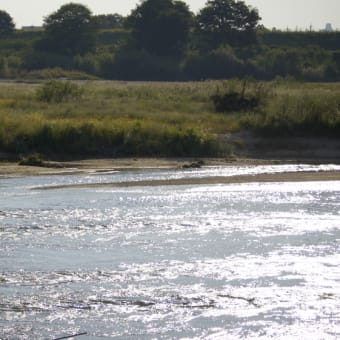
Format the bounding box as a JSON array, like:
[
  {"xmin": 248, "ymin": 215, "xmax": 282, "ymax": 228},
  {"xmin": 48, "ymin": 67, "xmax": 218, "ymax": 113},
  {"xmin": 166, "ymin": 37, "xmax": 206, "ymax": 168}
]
[
  {"xmin": 31, "ymin": 171, "xmax": 340, "ymax": 190},
  {"xmin": 1, "ymin": 158, "xmax": 340, "ymax": 189},
  {"xmin": 0, "ymin": 158, "xmax": 269, "ymax": 178}
]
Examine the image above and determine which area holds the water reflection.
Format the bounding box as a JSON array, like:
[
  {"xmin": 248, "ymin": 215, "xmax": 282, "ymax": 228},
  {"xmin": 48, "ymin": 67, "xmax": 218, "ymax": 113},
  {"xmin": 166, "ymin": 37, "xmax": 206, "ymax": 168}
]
[{"xmin": 0, "ymin": 168, "xmax": 339, "ymax": 339}]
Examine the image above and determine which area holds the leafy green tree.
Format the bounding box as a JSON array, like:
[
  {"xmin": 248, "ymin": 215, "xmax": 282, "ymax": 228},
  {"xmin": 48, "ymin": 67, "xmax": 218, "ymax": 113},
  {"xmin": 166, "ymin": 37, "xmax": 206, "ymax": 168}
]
[
  {"xmin": 0, "ymin": 10, "xmax": 15, "ymax": 36},
  {"xmin": 195, "ymin": 0, "xmax": 260, "ymax": 48},
  {"xmin": 94, "ymin": 14, "xmax": 125, "ymax": 30},
  {"xmin": 99, "ymin": 48, "xmax": 180, "ymax": 81},
  {"xmin": 40, "ymin": 3, "xmax": 97, "ymax": 55},
  {"xmin": 126, "ymin": 0, "xmax": 193, "ymax": 56},
  {"xmin": 182, "ymin": 46, "xmax": 245, "ymax": 79}
]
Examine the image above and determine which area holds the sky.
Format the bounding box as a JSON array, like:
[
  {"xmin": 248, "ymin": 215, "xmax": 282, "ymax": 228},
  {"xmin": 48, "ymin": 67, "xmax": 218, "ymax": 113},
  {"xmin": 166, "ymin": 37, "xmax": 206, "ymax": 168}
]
[{"xmin": 1, "ymin": 0, "xmax": 339, "ymax": 31}]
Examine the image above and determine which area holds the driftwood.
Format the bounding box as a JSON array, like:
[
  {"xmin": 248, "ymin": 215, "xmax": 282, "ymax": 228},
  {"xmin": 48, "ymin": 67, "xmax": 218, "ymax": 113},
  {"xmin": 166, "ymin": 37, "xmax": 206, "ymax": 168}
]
[
  {"xmin": 182, "ymin": 160, "xmax": 205, "ymax": 169},
  {"xmin": 218, "ymin": 294, "xmax": 260, "ymax": 307},
  {"xmin": 53, "ymin": 332, "xmax": 87, "ymax": 340}
]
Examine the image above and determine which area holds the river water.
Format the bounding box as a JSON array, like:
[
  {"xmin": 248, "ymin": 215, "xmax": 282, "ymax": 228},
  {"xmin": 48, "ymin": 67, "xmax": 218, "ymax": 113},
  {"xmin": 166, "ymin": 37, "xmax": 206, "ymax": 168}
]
[{"xmin": 0, "ymin": 165, "xmax": 339, "ymax": 339}]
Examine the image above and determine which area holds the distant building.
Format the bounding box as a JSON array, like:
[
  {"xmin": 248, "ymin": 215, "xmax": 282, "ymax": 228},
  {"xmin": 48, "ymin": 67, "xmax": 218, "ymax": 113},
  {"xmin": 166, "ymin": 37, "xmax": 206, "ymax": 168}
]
[
  {"xmin": 324, "ymin": 23, "xmax": 333, "ymax": 32},
  {"xmin": 21, "ymin": 26, "xmax": 44, "ymax": 32}
]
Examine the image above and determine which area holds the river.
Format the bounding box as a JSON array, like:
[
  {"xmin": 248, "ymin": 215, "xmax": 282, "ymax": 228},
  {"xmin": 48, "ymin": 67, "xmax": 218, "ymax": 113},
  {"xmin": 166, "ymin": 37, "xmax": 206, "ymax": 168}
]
[{"xmin": 0, "ymin": 165, "xmax": 339, "ymax": 339}]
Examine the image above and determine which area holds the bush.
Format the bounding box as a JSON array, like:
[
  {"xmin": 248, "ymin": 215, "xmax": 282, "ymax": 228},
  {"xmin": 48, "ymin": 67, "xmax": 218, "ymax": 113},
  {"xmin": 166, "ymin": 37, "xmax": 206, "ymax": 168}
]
[
  {"xmin": 99, "ymin": 49, "xmax": 180, "ymax": 81},
  {"xmin": 19, "ymin": 153, "xmax": 44, "ymax": 166},
  {"xmin": 252, "ymin": 46, "xmax": 334, "ymax": 80},
  {"xmin": 211, "ymin": 79, "xmax": 272, "ymax": 113},
  {"xmin": 36, "ymin": 80, "xmax": 84, "ymax": 103},
  {"xmin": 212, "ymin": 91, "xmax": 259, "ymax": 113},
  {"xmin": 23, "ymin": 50, "xmax": 75, "ymax": 70},
  {"xmin": 182, "ymin": 46, "xmax": 245, "ymax": 80}
]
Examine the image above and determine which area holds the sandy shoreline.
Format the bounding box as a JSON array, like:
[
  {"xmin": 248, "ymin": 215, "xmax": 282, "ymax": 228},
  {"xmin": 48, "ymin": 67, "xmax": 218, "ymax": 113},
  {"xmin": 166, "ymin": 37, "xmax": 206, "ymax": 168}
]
[
  {"xmin": 32, "ymin": 171, "xmax": 340, "ymax": 190},
  {"xmin": 1, "ymin": 157, "xmax": 339, "ymax": 189},
  {"xmin": 0, "ymin": 157, "xmax": 274, "ymax": 178}
]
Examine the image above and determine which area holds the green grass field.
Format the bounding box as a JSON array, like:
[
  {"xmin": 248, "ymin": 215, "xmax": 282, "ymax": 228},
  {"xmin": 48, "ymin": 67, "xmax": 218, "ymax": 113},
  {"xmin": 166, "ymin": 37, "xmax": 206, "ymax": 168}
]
[{"xmin": 0, "ymin": 79, "xmax": 339, "ymax": 159}]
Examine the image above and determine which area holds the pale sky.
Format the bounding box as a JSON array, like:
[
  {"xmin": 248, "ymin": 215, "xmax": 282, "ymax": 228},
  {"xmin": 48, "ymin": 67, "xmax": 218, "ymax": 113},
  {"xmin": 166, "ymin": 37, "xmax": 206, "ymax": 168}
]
[{"xmin": 1, "ymin": 0, "xmax": 339, "ymax": 31}]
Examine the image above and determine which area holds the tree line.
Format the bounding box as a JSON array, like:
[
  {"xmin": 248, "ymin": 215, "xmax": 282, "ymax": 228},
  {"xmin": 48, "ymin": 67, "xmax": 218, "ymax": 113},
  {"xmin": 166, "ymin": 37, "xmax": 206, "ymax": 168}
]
[{"xmin": 0, "ymin": 0, "xmax": 339, "ymax": 81}]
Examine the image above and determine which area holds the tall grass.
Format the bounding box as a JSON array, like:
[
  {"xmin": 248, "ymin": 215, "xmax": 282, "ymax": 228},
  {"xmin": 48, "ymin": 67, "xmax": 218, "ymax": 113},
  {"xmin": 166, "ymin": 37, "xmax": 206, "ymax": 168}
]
[
  {"xmin": 0, "ymin": 81, "xmax": 228, "ymax": 158},
  {"xmin": 241, "ymin": 82, "xmax": 340, "ymax": 136},
  {"xmin": 0, "ymin": 116, "xmax": 219, "ymax": 158},
  {"xmin": 36, "ymin": 80, "xmax": 84, "ymax": 103},
  {"xmin": 0, "ymin": 80, "xmax": 339, "ymax": 160}
]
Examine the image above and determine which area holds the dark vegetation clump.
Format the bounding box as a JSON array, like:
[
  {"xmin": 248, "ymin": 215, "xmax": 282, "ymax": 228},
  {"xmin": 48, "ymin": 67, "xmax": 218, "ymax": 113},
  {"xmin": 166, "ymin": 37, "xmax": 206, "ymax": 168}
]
[
  {"xmin": 212, "ymin": 91, "xmax": 260, "ymax": 113},
  {"xmin": 182, "ymin": 160, "xmax": 205, "ymax": 169},
  {"xmin": 211, "ymin": 79, "xmax": 271, "ymax": 113},
  {"xmin": 19, "ymin": 153, "xmax": 44, "ymax": 166}
]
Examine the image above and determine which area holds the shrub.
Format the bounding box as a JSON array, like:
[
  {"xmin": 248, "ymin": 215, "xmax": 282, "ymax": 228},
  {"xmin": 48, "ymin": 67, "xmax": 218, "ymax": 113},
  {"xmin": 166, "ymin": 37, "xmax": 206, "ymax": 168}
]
[
  {"xmin": 23, "ymin": 50, "xmax": 75, "ymax": 70},
  {"xmin": 36, "ymin": 80, "xmax": 84, "ymax": 103},
  {"xmin": 212, "ymin": 91, "xmax": 259, "ymax": 113},
  {"xmin": 26, "ymin": 67, "xmax": 97, "ymax": 80},
  {"xmin": 182, "ymin": 46, "xmax": 245, "ymax": 80},
  {"xmin": 99, "ymin": 49, "xmax": 180, "ymax": 81},
  {"xmin": 19, "ymin": 153, "xmax": 44, "ymax": 166},
  {"xmin": 211, "ymin": 79, "xmax": 272, "ymax": 113}
]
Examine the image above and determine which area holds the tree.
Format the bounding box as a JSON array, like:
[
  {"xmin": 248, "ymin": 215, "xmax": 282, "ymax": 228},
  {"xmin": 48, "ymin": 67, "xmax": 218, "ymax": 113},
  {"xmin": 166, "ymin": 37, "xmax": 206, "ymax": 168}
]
[
  {"xmin": 182, "ymin": 46, "xmax": 245, "ymax": 80},
  {"xmin": 195, "ymin": 0, "xmax": 261, "ymax": 48},
  {"xmin": 40, "ymin": 3, "xmax": 97, "ymax": 55},
  {"xmin": 126, "ymin": 0, "xmax": 193, "ymax": 56},
  {"xmin": 0, "ymin": 10, "xmax": 15, "ymax": 36},
  {"xmin": 94, "ymin": 14, "xmax": 125, "ymax": 30}
]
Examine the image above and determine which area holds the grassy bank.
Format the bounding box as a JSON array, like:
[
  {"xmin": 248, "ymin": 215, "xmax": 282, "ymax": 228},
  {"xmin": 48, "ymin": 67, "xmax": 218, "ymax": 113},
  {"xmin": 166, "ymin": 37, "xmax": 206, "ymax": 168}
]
[
  {"xmin": 240, "ymin": 80, "xmax": 340, "ymax": 137},
  {"xmin": 0, "ymin": 80, "xmax": 339, "ymax": 160}
]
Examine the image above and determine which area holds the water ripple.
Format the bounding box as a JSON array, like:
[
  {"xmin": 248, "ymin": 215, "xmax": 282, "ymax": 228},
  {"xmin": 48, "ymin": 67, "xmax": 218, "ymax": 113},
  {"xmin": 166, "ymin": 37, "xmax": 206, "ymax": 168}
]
[{"xmin": 0, "ymin": 172, "xmax": 339, "ymax": 339}]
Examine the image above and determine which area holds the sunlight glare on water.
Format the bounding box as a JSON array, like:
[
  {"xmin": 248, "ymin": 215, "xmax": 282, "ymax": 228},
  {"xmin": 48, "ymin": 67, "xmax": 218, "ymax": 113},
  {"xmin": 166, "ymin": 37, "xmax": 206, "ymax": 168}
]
[{"xmin": 0, "ymin": 166, "xmax": 339, "ymax": 339}]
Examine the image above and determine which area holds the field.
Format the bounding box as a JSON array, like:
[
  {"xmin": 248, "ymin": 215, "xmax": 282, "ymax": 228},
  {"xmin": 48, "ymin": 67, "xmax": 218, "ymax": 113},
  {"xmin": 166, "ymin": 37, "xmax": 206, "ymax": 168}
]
[{"xmin": 0, "ymin": 79, "xmax": 339, "ymax": 160}]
